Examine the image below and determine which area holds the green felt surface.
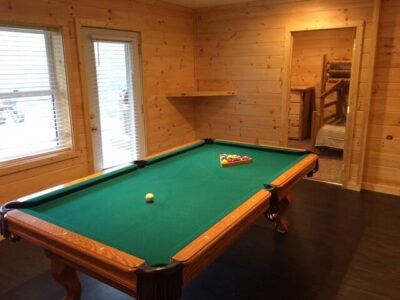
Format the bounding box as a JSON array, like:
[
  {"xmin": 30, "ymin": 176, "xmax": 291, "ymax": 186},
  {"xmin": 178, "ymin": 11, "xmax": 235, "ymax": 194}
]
[{"xmin": 21, "ymin": 141, "xmax": 308, "ymax": 266}]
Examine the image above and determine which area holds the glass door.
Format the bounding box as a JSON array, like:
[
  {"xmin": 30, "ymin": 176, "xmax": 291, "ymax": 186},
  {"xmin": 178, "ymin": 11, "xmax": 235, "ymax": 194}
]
[{"xmin": 83, "ymin": 27, "xmax": 146, "ymax": 171}]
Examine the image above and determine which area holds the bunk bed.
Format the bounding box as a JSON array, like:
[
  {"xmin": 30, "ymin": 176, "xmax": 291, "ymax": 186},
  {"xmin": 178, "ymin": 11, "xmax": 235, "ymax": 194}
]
[{"xmin": 312, "ymin": 55, "xmax": 351, "ymax": 151}]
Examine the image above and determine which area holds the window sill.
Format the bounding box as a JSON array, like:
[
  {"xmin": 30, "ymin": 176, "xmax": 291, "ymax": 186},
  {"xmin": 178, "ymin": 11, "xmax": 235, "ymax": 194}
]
[{"xmin": 0, "ymin": 149, "xmax": 81, "ymax": 177}]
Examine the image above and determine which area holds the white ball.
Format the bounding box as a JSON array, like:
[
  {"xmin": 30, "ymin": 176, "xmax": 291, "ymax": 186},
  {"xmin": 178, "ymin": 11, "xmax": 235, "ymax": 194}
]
[{"xmin": 145, "ymin": 193, "xmax": 154, "ymax": 202}]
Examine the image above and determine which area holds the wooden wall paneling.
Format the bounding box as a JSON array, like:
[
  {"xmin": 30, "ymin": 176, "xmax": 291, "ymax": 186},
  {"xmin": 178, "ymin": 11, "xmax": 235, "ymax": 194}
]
[
  {"xmin": 0, "ymin": 0, "xmax": 398, "ymax": 201},
  {"xmin": 361, "ymin": 0, "xmax": 400, "ymax": 195},
  {"xmin": 281, "ymin": 27, "xmax": 293, "ymax": 146},
  {"xmin": 358, "ymin": 0, "xmax": 382, "ymax": 188},
  {"xmin": 342, "ymin": 22, "xmax": 365, "ymax": 190},
  {"xmin": 194, "ymin": 0, "xmax": 374, "ymax": 150},
  {"xmin": 194, "ymin": 0, "xmax": 384, "ymax": 191},
  {"xmin": 74, "ymin": 19, "xmax": 95, "ymax": 174},
  {"xmin": 0, "ymin": 0, "xmax": 196, "ymax": 204},
  {"xmin": 73, "ymin": 12, "xmax": 197, "ymax": 154}
]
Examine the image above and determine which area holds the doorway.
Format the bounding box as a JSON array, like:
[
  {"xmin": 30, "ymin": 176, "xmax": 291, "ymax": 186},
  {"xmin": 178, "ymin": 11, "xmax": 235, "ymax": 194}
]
[
  {"xmin": 286, "ymin": 28, "xmax": 357, "ymax": 184},
  {"xmin": 82, "ymin": 27, "xmax": 146, "ymax": 172}
]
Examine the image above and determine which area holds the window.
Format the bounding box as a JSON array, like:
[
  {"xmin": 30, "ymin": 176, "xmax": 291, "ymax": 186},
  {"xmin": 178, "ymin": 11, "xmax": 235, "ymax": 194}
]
[{"xmin": 0, "ymin": 26, "xmax": 72, "ymax": 163}]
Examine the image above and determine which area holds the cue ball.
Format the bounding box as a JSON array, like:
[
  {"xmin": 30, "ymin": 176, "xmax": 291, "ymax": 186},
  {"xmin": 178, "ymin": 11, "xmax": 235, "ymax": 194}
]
[{"xmin": 145, "ymin": 193, "xmax": 154, "ymax": 203}]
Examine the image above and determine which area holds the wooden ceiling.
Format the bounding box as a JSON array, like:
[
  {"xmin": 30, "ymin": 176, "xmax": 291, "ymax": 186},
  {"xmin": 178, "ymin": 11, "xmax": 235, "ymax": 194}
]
[{"xmin": 162, "ymin": 0, "xmax": 249, "ymax": 8}]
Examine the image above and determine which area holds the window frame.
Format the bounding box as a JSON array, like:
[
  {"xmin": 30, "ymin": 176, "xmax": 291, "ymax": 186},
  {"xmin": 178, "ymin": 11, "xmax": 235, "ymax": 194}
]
[{"xmin": 0, "ymin": 23, "xmax": 79, "ymax": 176}]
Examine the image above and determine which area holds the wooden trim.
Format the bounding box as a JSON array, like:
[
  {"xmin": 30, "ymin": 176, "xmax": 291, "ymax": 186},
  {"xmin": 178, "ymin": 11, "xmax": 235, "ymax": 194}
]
[
  {"xmin": 281, "ymin": 21, "xmax": 365, "ymax": 190},
  {"xmin": 90, "ymin": 34, "xmax": 138, "ymax": 43},
  {"xmin": 346, "ymin": 181, "xmax": 362, "ymax": 191},
  {"xmin": 286, "ymin": 21, "xmax": 364, "ymax": 33},
  {"xmin": 362, "ymin": 182, "xmax": 400, "ymax": 196},
  {"xmin": 5, "ymin": 211, "xmax": 141, "ymax": 296},
  {"xmin": 0, "ymin": 19, "xmax": 69, "ymax": 29},
  {"xmin": 59, "ymin": 25, "xmax": 82, "ymax": 157},
  {"xmin": 166, "ymin": 90, "xmax": 237, "ymax": 98},
  {"xmin": 321, "ymin": 54, "xmax": 328, "ymax": 95},
  {"xmin": 0, "ymin": 150, "xmax": 80, "ymax": 177},
  {"xmin": 281, "ymin": 28, "xmax": 293, "ymax": 147},
  {"xmin": 193, "ymin": 14, "xmax": 200, "ymax": 92},
  {"xmin": 74, "ymin": 19, "xmax": 95, "ymax": 174},
  {"xmin": 356, "ymin": 0, "xmax": 381, "ymax": 187},
  {"xmin": 75, "ymin": 18, "xmax": 142, "ymax": 33},
  {"xmin": 342, "ymin": 22, "xmax": 365, "ymax": 190},
  {"xmin": 45, "ymin": 250, "xmax": 138, "ymax": 297}
]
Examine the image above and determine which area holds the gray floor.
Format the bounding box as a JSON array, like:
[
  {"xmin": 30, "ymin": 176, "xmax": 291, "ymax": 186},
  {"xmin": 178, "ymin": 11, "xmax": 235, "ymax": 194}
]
[
  {"xmin": 288, "ymin": 139, "xmax": 344, "ymax": 184},
  {"xmin": 0, "ymin": 180, "xmax": 399, "ymax": 300}
]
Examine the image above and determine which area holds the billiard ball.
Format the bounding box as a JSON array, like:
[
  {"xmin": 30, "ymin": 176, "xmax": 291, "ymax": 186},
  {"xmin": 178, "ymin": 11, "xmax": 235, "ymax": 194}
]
[{"xmin": 145, "ymin": 193, "xmax": 154, "ymax": 203}]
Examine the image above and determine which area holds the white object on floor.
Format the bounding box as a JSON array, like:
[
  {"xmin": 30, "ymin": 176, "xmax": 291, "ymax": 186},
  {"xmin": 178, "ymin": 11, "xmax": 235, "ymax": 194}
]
[{"xmin": 315, "ymin": 124, "xmax": 346, "ymax": 150}]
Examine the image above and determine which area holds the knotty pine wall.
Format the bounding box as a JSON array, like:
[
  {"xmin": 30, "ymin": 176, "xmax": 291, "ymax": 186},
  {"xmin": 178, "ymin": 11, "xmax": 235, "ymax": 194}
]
[
  {"xmin": 0, "ymin": 0, "xmax": 398, "ymax": 202},
  {"xmin": 193, "ymin": 0, "xmax": 377, "ymax": 191},
  {"xmin": 291, "ymin": 28, "xmax": 355, "ymax": 95},
  {"xmin": 362, "ymin": 0, "xmax": 400, "ymax": 195},
  {"xmin": 0, "ymin": 0, "xmax": 196, "ymax": 203}
]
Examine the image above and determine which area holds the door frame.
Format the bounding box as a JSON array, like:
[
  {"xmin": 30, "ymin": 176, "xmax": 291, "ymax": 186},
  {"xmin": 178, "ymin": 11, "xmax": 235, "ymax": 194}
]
[
  {"xmin": 74, "ymin": 19, "xmax": 147, "ymax": 173},
  {"xmin": 280, "ymin": 21, "xmax": 365, "ymax": 190}
]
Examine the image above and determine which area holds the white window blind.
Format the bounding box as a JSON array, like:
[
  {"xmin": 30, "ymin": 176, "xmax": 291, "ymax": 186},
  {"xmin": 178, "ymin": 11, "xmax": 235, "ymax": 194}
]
[
  {"xmin": 0, "ymin": 26, "xmax": 72, "ymax": 163},
  {"xmin": 87, "ymin": 37, "xmax": 145, "ymax": 169}
]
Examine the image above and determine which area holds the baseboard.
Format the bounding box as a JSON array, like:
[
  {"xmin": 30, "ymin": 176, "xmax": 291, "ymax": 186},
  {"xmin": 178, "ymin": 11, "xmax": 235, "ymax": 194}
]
[
  {"xmin": 344, "ymin": 182, "xmax": 361, "ymax": 191},
  {"xmin": 362, "ymin": 182, "xmax": 400, "ymax": 196}
]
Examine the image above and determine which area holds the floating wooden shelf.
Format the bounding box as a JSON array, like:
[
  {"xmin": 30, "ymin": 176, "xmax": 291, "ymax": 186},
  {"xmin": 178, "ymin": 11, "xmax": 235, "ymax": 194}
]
[{"xmin": 166, "ymin": 90, "xmax": 237, "ymax": 98}]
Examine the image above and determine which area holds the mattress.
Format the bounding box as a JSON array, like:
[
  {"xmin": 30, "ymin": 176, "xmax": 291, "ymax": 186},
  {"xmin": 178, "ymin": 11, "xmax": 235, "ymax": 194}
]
[{"xmin": 315, "ymin": 124, "xmax": 346, "ymax": 150}]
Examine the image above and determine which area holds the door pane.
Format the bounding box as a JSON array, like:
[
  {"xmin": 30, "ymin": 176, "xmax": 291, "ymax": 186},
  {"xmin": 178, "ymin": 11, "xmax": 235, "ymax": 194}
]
[{"xmin": 93, "ymin": 41, "xmax": 137, "ymax": 169}]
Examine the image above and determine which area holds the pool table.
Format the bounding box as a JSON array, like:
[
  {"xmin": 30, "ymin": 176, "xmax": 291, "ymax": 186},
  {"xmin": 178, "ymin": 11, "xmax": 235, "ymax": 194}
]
[{"xmin": 0, "ymin": 139, "xmax": 318, "ymax": 300}]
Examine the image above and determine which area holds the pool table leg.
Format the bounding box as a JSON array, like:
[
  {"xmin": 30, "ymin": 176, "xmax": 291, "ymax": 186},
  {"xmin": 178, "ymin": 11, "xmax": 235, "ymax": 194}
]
[
  {"xmin": 274, "ymin": 192, "xmax": 293, "ymax": 234},
  {"xmin": 45, "ymin": 250, "xmax": 82, "ymax": 300}
]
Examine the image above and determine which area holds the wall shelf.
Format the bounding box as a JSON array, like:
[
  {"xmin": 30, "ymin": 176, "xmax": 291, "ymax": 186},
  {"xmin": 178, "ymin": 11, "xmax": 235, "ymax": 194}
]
[{"xmin": 166, "ymin": 90, "xmax": 237, "ymax": 98}]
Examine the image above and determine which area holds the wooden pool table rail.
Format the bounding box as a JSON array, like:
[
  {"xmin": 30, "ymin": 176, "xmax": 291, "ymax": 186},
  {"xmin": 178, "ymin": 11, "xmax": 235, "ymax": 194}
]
[
  {"xmin": 172, "ymin": 146, "xmax": 318, "ymax": 284},
  {"xmin": 174, "ymin": 189, "xmax": 270, "ymax": 285},
  {"xmin": 4, "ymin": 210, "xmax": 143, "ymax": 296},
  {"xmin": 272, "ymin": 153, "xmax": 318, "ymax": 199}
]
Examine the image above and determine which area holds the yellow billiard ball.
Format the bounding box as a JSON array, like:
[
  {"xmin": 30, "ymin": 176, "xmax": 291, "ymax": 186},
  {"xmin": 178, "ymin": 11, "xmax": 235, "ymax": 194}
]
[{"xmin": 145, "ymin": 193, "xmax": 154, "ymax": 203}]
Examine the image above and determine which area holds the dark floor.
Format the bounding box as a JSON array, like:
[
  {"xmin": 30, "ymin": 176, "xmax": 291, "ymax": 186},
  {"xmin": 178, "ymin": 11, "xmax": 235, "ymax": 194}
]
[{"xmin": 0, "ymin": 180, "xmax": 399, "ymax": 300}]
